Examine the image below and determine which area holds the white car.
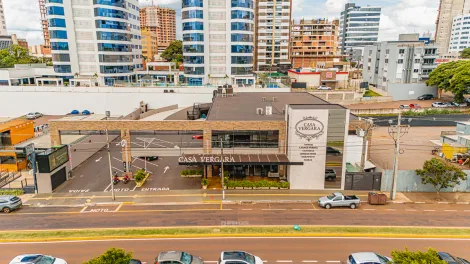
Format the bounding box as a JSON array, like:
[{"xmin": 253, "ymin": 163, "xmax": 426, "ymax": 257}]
[
  {"xmin": 25, "ymin": 112, "xmax": 43, "ymax": 120},
  {"xmin": 432, "ymin": 102, "xmax": 448, "ymax": 108},
  {"xmin": 218, "ymin": 251, "xmax": 263, "ymax": 264},
  {"xmin": 317, "ymin": 85, "xmax": 332, "ymax": 90},
  {"xmin": 347, "ymin": 252, "xmax": 391, "ymax": 264},
  {"xmin": 9, "ymin": 254, "xmax": 67, "ymax": 264}
]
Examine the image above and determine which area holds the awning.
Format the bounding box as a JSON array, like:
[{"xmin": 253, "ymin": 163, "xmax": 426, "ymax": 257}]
[{"xmin": 178, "ymin": 154, "xmax": 303, "ymax": 165}]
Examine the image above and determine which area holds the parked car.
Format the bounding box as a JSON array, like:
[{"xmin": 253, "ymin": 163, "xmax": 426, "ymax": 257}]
[
  {"xmin": 155, "ymin": 251, "xmax": 203, "ymax": 264},
  {"xmin": 26, "ymin": 112, "xmax": 43, "ymax": 119},
  {"xmin": 218, "ymin": 251, "xmax": 264, "ymax": 264},
  {"xmin": 138, "ymin": 156, "xmax": 158, "ymax": 161},
  {"xmin": 447, "ymin": 102, "xmax": 467, "ymax": 107},
  {"xmin": 399, "ymin": 104, "xmax": 410, "ymax": 109},
  {"xmin": 192, "ymin": 135, "xmax": 203, "ymax": 139},
  {"xmin": 327, "ymin": 146, "xmax": 341, "ymax": 156},
  {"xmin": 347, "ymin": 252, "xmax": 391, "ymax": 264},
  {"xmin": 318, "ymin": 192, "xmax": 361, "ymax": 209},
  {"xmin": 409, "ymin": 103, "xmax": 421, "ymax": 109},
  {"xmin": 317, "ymin": 85, "xmax": 332, "ymax": 90},
  {"xmin": 418, "ymin": 94, "xmax": 434, "ymax": 100},
  {"xmin": 432, "ymin": 102, "xmax": 448, "ymax": 108},
  {"xmin": 129, "ymin": 259, "xmax": 142, "ymax": 264},
  {"xmin": 325, "ymin": 169, "xmax": 337, "ymax": 180},
  {"xmin": 0, "ymin": 195, "xmax": 22, "ymax": 213},
  {"xmin": 9, "ymin": 254, "xmax": 67, "ymax": 264},
  {"xmin": 438, "ymin": 252, "xmax": 470, "ymax": 264}
]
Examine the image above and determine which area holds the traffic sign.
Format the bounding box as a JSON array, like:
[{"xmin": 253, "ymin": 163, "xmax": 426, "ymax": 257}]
[
  {"xmin": 120, "ymin": 140, "xmax": 127, "ymax": 147},
  {"xmin": 24, "ymin": 143, "xmax": 34, "ymax": 156}
]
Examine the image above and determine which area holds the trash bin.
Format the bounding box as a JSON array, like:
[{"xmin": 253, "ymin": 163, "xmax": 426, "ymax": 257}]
[{"xmin": 368, "ymin": 192, "xmax": 387, "ymax": 205}]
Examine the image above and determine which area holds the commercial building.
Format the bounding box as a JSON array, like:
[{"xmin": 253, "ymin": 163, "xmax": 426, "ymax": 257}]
[
  {"xmin": 288, "ymin": 68, "xmax": 349, "ymax": 89},
  {"xmin": 0, "ymin": 0, "xmax": 7, "ymax": 36},
  {"xmin": 48, "ymin": 92, "xmax": 369, "ymax": 190},
  {"xmin": 182, "ymin": 0, "xmax": 256, "ymax": 86},
  {"xmin": 339, "ymin": 3, "xmax": 381, "ymax": 59},
  {"xmin": 140, "ymin": 6, "xmax": 176, "ymax": 60},
  {"xmin": 254, "ymin": 0, "xmax": 292, "ymax": 72},
  {"xmin": 29, "ymin": 45, "xmax": 53, "ymax": 58},
  {"xmin": 0, "ymin": 119, "xmax": 34, "ymax": 172},
  {"xmin": 449, "ymin": 14, "xmax": 470, "ymax": 55},
  {"xmin": 362, "ymin": 34, "xmax": 439, "ymax": 100},
  {"xmin": 45, "ymin": 0, "xmax": 144, "ymax": 86},
  {"xmin": 11, "ymin": 34, "xmax": 28, "ymax": 49},
  {"xmin": 291, "ymin": 19, "xmax": 341, "ymax": 68},
  {"xmin": 0, "ymin": 35, "xmax": 11, "ymax": 50},
  {"xmin": 435, "ymin": 0, "xmax": 470, "ymax": 57}
]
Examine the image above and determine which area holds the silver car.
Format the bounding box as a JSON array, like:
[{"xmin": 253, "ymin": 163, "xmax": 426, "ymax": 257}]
[
  {"xmin": 9, "ymin": 254, "xmax": 67, "ymax": 264},
  {"xmin": 0, "ymin": 195, "xmax": 22, "ymax": 213},
  {"xmin": 156, "ymin": 251, "xmax": 203, "ymax": 264},
  {"xmin": 347, "ymin": 252, "xmax": 391, "ymax": 264}
]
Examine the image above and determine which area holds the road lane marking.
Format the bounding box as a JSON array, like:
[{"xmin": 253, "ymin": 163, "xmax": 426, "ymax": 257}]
[
  {"xmin": 262, "ymin": 209, "xmax": 286, "ymax": 211},
  {"xmin": 95, "ymin": 157, "xmax": 102, "ymax": 162},
  {"xmin": 132, "ymin": 185, "xmax": 138, "ymax": 191},
  {"xmin": 80, "ymin": 206, "xmax": 88, "ymax": 213},
  {"xmin": 363, "ymin": 209, "xmax": 375, "ymax": 211},
  {"xmin": 326, "ymin": 261, "xmax": 341, "ymax": 263},
  {"xmin": 115, "ymin": 203, "xmax": 124, "ymax": 212},
  {"xmin": 444, "ymin": 210, "xmax": 457, "ymax": 212},
  {"xmin": 386, "ymin": 209, "xmax": 396, "ymax": 211},
  {"xmin": 302, "ymin": 261, "xmax": 318, "ymax": 263},
  {"xmin": 292, "ymin": 209, "xmax": 302, "ymax": 211},
  {"xmin": 406, "ymin": 209, "xmax": 417, "ymax": 212},
  {"xmin": 242, "ymin": 209, "xmax": 252, "ymax": 211},
  {"xmin": 276, "ymin": 261, "xmax": 292, "ymax": 263},
  {"xmin": 203, "ymin": 261, "xmax": 218, "ymax": 263},
  {"xmin": 424, "ymin": 210, "xmax": 435, "ymax": 212}
]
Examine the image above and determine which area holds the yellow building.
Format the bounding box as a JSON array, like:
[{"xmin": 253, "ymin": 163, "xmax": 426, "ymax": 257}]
[
  {"xmin": 0, "ymin": 119, "xmax": 34, "ymax": 172},
  {"xmin": 141, "ymin": 28, "xmax": 158, "ymax": 62}
]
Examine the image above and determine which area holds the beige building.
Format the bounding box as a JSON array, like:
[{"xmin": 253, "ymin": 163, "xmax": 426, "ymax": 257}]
[
  {"xmin": 435, "ymin": 0, "xmax": 470, "ymax": 57},
  {"xmin": 254, "ymin": 0, "xmax": 292, "ymax": 72},
  {"xmin": 140, "ymin": 6, "xmax": 176, "ymax": 60},
  {"xmin": 290, "ymin": 19, "xmax": 342, "ymax": 68}
]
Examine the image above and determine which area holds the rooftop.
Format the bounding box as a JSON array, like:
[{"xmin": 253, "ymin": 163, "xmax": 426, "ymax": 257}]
[
  {"xmin": 207, "ymin": 92, "xmax": 340, "ymax": 121},
  {"xmin": 0, "ymin": 119, "xmax": 33, "ymax": 132}
]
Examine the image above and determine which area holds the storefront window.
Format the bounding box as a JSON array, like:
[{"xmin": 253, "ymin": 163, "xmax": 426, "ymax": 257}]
[{"xmin": 212, "ymin": 130, "xmax": 279, "ymax": 148}]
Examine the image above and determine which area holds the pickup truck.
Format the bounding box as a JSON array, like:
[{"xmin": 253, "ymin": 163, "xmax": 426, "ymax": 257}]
[{"xmin": 318, "ymin": 192, "xmax": 361, "ymax": 209}]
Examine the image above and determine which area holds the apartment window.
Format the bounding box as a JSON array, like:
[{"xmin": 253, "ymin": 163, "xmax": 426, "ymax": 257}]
[
  {"xmin": 423, "ymin": 58, "xmax": 435, "ymax": 65},
  {"xmin": 95, "ymin": 20, "xmax": 127, "ymax": 30},
  {"xmin": 231, "ymin": 56, "xmax": 253, "ymax": 64},
  {"xmin": 94, "ymin": 8, "xmax": 128, "ymax": 19},
  {"xmin": 231, "ymin": 45, "xmax": 253, "ymax": 53},
  {"xmin": 413, "ymin": 69, "xmax": 419, "ymax": 73},
  {"xmin": 98, "ymin": 43, "xmax": 131, "ymax": 52},
  {"xmin": 47, "ymin": 6, "xmax": 64, "ymax": 16},
  {"xmin": 231, "ymin": 10, "xmax": 254, "ymax": 20},
  {"xmin": 183, "ymin": 44, "xmax": 204, "ymax": 53},
  {"xmin": 96, "ymin": 32, "xmax": 131, "ymax": 41},
  {"xmin": 367, "ymin": 66, "xmax": 371, "ymax": 71},
  {"xmin": 231, "ymin": 22, "xmax": 253, "ymax": 31},
  {"xmin": 48, "ymin": 18, "xmax": 66, "ymax": 28},
  {"xmin": 52, "ymin": 54, "xmax": 70, "ymax": 62},
  {"xmin": 368, "ymin": 50, "xmax": 372, "ymax": 55},
  {"xmin": 182, "ymin": 0, "xmax": 203, "ymax": 7},
  {"xmin": 93, "ymin": 0, "xmax": 125, "ymax": 8},
  {"xmin": 231, "ymin": 0, "xmax": 253, "ymax": 8},
  {"xmin": 183, "ymin": 33, "xmax": 204, "ymax": 42},
  {"xmin": 184, "ymin": 66, "xmax": 204, "ymax": 75},
  {"xmin": 368, "ymin": 58, "xmax": 371, "ymax": 62},
  {"xmin": 51, "ymin": 42, "xmax": 69, "ymax": 50},
  {"xmin": 184, "ymin": 56, "xmax": 204, "ymax": 64},
  {"xmin": 46, "ymin": 0, "xmax": 63, "ymax": 3},
  {"xmin": 399, "ymin": 49, "xmax": 405, "ymax": 54},
  {"xmin": 183, "ymin": 22, "xmax": 203, "ymax": 31},
  {"xmin": 385, "ymin": 59, "xmax": 388, "ymax": 63},
  {"xmin": 182, "ymin": 10, "xmax": 203, "ymax": 19},
  {"xmin": 53, "ymin": 65, "xmax": 72, "ymax": 73},
  {"xmin": 100, "ymin": 65, "xmax": 133, "ymax": 74},
  {"xmin": 98, "ymin": 55, "xmax": 133, "ymax": 63},
  {"xmin": 231, "ymin": 33, "xmax": 253, "ymax": 42},
  {"xmin": 50, "ymin": 30, "xmax": 68, "ymax": 39},
  {"xmin": 415, "ymin": 59, "xmax": 420, "ymax": 63},
  {"xmin": 231, "ymin": 67, "xmax": 253, "ymax": 75},
  {"xmin": 398, "ymin": 59, "xmax": 403, "ymax": 64}
]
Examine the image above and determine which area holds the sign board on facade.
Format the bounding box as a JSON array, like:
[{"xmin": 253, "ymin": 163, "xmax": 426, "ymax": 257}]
[
  {"xmin": 24, "ymin": 143, "xmax": 34, "ymax": 156},
  {"xmin": 36, "ymin": 146, "xmax": 69, "ymax": 173},
  {"xmin": 320, "ymin": 71, "xmax": 336, "ymax": 80}
]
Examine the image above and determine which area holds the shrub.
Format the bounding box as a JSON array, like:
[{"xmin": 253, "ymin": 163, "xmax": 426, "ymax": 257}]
[
  {"xmin": 280, "ymin": 181, "xmax": 290, "ymax": 189},
  {"xmin": 83, "ymin": 247, "xmax": 133, "ymax": 264},
  {"xmin": 0, "ymin": 189, "xmax": 24, "ymax": 196},
  {"xmin": 201, "ymin": 178, "xmax": 209, "ymax": 186},
  {"xmin": 134, "ymin": 169, "xmax": 146, "ymax": 182}
]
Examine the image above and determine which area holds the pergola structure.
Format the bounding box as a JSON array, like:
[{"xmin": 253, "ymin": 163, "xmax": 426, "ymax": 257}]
[
  {"xmin": 69, "ymin": 77, "xmax": 98, "ymax": 87},
  {"xmin": 36, "ymin": 77, "xmax": 63, "ymax": 86}
]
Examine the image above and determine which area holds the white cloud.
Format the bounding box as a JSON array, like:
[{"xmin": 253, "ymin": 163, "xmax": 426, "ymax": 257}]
[
  {"xmin": 325, "ymin": 0, "xmax": 348, "ymax": 15},
  {"xmin": 4, "ymin": 0, "xmax": 43, "ymax": 45}
]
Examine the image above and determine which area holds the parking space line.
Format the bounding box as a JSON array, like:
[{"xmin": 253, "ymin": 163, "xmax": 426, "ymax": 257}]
[
  {"xmin": 115, "ymin": 203, "xmax": 124, "ymax": 212},
  {"xmin": 406, "ymin": 209, "xmax": 417, "ymax": 212},
  {"xmin": 220, "ymin": 202, "xmax": 223, "ymax": 210},
  {"xmin": 363, "ymin": 209, "xmax": 375, "ymax": 211},
  {"xmin": 80, "ymin": 206, "xmax": 88, "ymax": 213},
  {"xmin": 103, "ymin": 183, "xmax": 112, "ymax": 192},
  {"xmin": 311, "ymin": 202, "xmax": 316, "ymax": 210},
  {"xmin": 132, "ymin": 185, "xmax": 138, "ymax": 191}
]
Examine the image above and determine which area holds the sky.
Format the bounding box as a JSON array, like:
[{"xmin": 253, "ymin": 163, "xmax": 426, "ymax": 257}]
[{"xmin": 3, "ymin": 0, "xmax": 440, "ymax": 46}]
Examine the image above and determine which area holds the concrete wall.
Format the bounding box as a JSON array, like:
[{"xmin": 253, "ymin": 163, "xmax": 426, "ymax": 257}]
[
  {"xmin": 381, "ymin": 169, "xmax": 470, "ymax": 192},
  {"xmin": 37, "ymin": 162, "xmax": 70, "ymax": 194},
  {"xmin": 385, "ymin": 83, "xmax": 438, "ymax": 100},
  {"xmin": 139, "ymin": 104, "xmax": 179, "ymax": 119},
  {"xmin": 345, "ymin": 135, "xmax": 366, "ymax": 164},
  {"xmin": 68, "ymin": 135, "xmax": 118, "ymax": 170}
]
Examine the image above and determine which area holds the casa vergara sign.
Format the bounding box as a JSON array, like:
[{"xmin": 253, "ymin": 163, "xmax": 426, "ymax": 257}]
[
  {"xmin": 178, "ymin": 155, "xmax": 235, "ymax": 163},
  {"xmin": 295, "ymin": 116, "xmax": 325, "ymax": 141}
]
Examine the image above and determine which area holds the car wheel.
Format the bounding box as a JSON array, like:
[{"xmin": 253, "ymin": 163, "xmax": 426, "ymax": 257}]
[
  {"xmin": 325, "ymin": 204, "xmax": 331, "ymax": 209},
  {"xmin": 3, "ymin": 207, "xmax": 11, "ymax": 213},
  {"xmin": 350, "ymin": 203, "xmax": 356, "ymax": 209}
]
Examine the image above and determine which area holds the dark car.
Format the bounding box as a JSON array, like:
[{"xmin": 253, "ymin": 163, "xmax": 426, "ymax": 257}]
[
  {"xmin": 138, "ymin": 156, "xmax": 158, "ymax": 161},
  {"xmin": 129, "ymin": 259, "xmax": 142, "ymax": 264},
  {"xmin": 438, "ymin": 252, "xmax": 470, "ymax": 264},
  {"xmin": 327, "ymin": 146, "xmax": 341, "ymax": 156},
  {"xmin": 418, "ymin": 94, "xmax": 434, "ymax": 100}
]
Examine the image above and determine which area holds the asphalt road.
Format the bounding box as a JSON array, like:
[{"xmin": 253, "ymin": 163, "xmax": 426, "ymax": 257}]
[
  {"xmin": 1, "ymin": 237, "xmax": 469, "ymax": 264},
  {"xmin": 364, "ymin": 114, "xmax": 470, "ymax": 127},
  {"xmin": 2, "ymin": 203, "xmax": 470, "ymax": 230}
]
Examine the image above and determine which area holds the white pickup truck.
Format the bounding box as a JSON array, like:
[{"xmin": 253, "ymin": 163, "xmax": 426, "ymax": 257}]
[{"xmin": 318, "ymin": 192, "xmax": 361, "ymax": 209}]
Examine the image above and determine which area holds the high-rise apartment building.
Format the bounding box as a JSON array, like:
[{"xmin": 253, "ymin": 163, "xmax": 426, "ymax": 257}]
[
  {"xmin": 0, "ymin": 0, "xmax": 7, "ymax": 36},
  {"xmin": 435, "ymin": 0, "xmax": 470, "ymax": 57},
  {"xmin": 254, "ymin": 0, "xmax": 291, "ymax": 72},
  {"xmin": 38, "ymin": 0, "xmax": 51, "ymax": 54},
  {"xmin": 339, "ymin": 3, "xmax": 381, "ymax": 58},
  {"xmin": 140, "ymin": 6, "xmax": 176, "ymax": 60},
  {"xmin": 290, "ymin": 19, "xmax": 341, "ymax": 68},
  {"xmin": 182, "ymin": 0, "xmax": 255, "ymax": 86},
  {"xmin": 449, "ymin": 14, "xmax": 470, "ymax": 54},
  {"xmin": 45, "ymin": 0, "xmax": 143, "ymax": 86}
]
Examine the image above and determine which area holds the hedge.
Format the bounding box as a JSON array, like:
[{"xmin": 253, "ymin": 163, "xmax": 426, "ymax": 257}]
[
  {"xmin": 0, "ymin": 189, "xmax": 24, "ymax": 196},
  {"xmin": 180, "ymin": 169, "xmax": 203, "ymax": 176},
  {"xmin": 225, "ymin": 180, "xmax": 289, "ymax": 189}
]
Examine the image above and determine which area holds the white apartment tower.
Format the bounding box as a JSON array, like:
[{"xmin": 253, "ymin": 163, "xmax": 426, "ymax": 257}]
[
  {"xmin": 46, "ymin": 0, "xmax": 143, "ymax": 86},
  {"xmin": 435, "ymin": 0, "xmax": 470, "ymax": 57},
  {"xmin": 182, "ymin": 0, "xmax": 256, "ymax": 86},
  {"xmin": 0, "ymin": 0, "xmax": 7, "ymax": 36},
  {"xmin": 254, "ymin": 0, "xmax": 291, "ymax": 72},
  {"xmin": 449, "ymin": 14, "xmax": 470, "ymax": 54},
  {"xmin": 339, "ymin": 3, "xmax": 381, "ymax": 57}
]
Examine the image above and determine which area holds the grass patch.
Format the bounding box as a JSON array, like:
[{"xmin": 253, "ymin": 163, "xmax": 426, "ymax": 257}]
[
  {"xmin": 363, "ymin": 90, "xmax": 382, "ymax": 97},
  {"xmin": 1, "ymin": 226, "xmax": 470, "ymax": 242}
]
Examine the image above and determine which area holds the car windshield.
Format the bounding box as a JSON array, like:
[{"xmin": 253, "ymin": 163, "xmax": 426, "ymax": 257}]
[
  {"xmin": 180, "ymin": 252, "xmax": 192, "ymax": 264},
  {"xmin": 243, "ymin": 252, "xmax": 255, "ymax": 264},
  {"xmin": 30, "ymin": 255, "xmax": 56, "ymax": 264},
  {"xmin": 376, "ymin": 254, "xmax": 389, "ymax": 263},
  {"xmin": 327, "ymin": 193, "xmax": 336, "ymax": 200}
]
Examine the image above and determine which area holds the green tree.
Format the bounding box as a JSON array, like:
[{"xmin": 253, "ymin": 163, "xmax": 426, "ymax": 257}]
[
  {"xmin": 391, "ymin": 247, "xmax": 446, "ymax": 264},
  {"xmin": 83, "ymin": 247, "xmax": 133, "ymax": 264},
  {"xmin": 415, "ymin": 158, "xmax": 467, "ymax": 199},
  {"xmin": 0, "ymin": 44, "xmax": 34, "ymax": 68},
  {"xmin": 160, "ymin": 40, "xmax": 183, "ymax": 63},
  {"xmin": 460, "ymin": 47, "xmax": 470, "ymax": 59},
  {"xmin": 426, "ymin": 60, "xmax": 470, "ymax": 102}
]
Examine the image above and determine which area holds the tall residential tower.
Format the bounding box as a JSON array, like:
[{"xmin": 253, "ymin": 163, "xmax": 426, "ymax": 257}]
[
  {"xmin": 0, "ymin": 0, "xmax": 7, "ymax": 36},
  {"xmin": 435, "ymin": 0, "xmax": 470, "ymax": 57},
  {"xmin": 339, "ymin": 3, "xmax": 381, "ymax": 59},
  {"xmin": 140, "ymin": 6, "xmax": 176, "ymax": 60},
  {"xmin": 182, "ymin": 0, "xmax": 255, "ymax": 86},
  {"xmin": 254, "ymin": 0, "xmax": 291, "ymax": 72},
  {"xmin": 46, "ymin": 0, "xmax": 143, "ymax": 86}
]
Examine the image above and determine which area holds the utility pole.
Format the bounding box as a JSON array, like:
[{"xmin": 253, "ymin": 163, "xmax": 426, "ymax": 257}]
[
  {"xmin": 358, "ymin": 118, "xmax": 376, "ymax": 172},
  {"xmin": 105, "ymin": 129, "xmax": 115, "ymax": 201},
  {"xmin": 220, "ymin": 138, "xmax": 225, "ymax": 200},
  {"xmin": 389, "ymin": 112, "xmax": 409, "ymax": 200}
]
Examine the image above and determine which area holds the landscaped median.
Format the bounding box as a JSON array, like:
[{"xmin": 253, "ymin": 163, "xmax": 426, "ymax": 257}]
[{"xmin": 2, "ymin": 226, "xmax": 470, "ymax": 242}]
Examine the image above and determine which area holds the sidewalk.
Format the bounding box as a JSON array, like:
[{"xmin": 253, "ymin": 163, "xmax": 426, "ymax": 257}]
[{"xmin": 19, "ymin": 189, "xmax": 463, "ymax": 207}]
